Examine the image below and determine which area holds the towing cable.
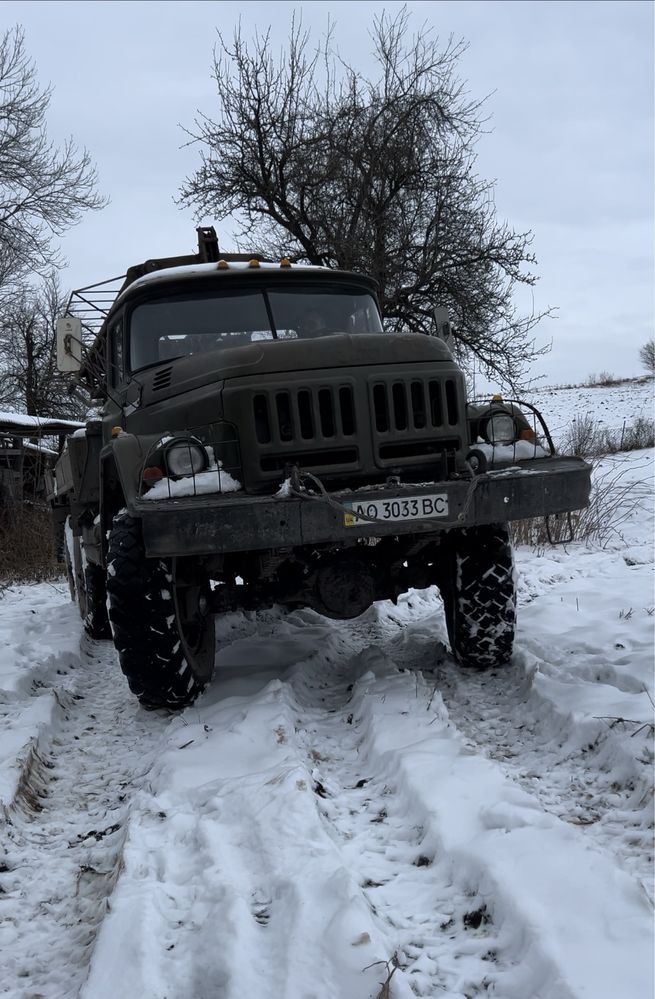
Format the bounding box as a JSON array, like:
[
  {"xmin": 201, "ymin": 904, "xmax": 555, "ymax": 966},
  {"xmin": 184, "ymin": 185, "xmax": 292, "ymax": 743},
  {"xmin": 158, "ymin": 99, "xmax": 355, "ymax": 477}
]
[{"xmin": 288, "ymin": 467, "xmax": 481, "ymax": 531}]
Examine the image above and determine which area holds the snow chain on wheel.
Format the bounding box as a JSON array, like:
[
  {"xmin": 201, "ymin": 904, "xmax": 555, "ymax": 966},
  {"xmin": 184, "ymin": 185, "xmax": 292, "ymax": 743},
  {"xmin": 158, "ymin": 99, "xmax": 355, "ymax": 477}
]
[
  {"xmin": 440, "ymin": 524, "xmax": 516, "ymax": 669},
  {"xmin": 106, "ymin": 511, "xmax": 215, "ymax": 710}
]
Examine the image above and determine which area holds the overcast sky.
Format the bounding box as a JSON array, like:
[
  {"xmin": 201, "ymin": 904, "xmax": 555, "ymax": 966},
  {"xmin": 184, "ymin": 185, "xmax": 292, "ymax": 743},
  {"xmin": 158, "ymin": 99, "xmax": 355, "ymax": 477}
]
[{"xmin": 4, "ymin": 0, "xmax": 654, "ymax": 387}]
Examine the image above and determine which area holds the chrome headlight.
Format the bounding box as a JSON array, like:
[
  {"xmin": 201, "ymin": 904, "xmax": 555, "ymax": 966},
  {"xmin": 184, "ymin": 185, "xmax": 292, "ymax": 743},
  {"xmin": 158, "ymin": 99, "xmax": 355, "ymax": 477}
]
[
  {"xmin": 484, "ymin": 412, "xmax": 517, "ymax": 445},
  {"xmin": 165, "ymin": 440, "xmax": 208, "ymax": 478}
]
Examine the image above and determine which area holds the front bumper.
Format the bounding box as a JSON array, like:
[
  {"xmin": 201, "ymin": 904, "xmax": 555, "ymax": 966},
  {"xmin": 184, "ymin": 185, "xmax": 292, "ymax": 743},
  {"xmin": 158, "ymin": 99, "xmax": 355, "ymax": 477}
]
[{"xmin": 136, "ymin": 456, "xmax": 592, "ymax": 558}]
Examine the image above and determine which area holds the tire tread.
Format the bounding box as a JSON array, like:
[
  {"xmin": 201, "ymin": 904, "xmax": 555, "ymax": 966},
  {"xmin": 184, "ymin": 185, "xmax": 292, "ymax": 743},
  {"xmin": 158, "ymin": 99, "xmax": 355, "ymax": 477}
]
[
  {"xmin": 441, "ymin": 524, "xmax": 516, "ymax": 669},
  {"xmin": 106, "ymin": 512, "xmax": 205, "ymax": 709}
]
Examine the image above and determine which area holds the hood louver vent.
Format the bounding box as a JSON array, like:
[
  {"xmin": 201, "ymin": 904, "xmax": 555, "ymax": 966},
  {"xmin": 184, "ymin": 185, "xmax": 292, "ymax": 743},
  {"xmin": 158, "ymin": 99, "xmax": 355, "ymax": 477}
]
[{"xmin": 152, "ymin": 366, "xmax": 173, "ymax": 391}]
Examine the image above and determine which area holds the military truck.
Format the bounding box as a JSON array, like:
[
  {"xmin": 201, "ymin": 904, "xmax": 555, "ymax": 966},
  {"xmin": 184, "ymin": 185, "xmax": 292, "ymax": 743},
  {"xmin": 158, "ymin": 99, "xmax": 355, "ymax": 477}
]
[{"xmin": 52, "ymin": 228, "xmax": 591, "ymax": 709}]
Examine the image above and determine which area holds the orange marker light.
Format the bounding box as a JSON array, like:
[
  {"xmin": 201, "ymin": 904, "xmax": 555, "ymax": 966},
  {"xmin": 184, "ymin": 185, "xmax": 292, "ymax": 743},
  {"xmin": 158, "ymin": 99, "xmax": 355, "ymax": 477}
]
[
  {"xmin": 217, "ymin": 259, "xmax": 229, "ymax": 269},
  {"xmin": 280, "ymin": 258, "xmax": 291, "ymax": 267},
  {"xmin": 143, "ymin": 466, "xmax": 164, "ymax": 484},
  {"xmin": 248, "ymin": 258, "xmax": 260, "ymax": 268}
]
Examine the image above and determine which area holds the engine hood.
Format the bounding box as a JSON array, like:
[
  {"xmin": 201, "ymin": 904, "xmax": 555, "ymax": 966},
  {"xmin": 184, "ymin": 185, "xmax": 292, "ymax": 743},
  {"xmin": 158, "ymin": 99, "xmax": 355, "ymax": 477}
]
[
  {"xmin": 217, "ymin": 332, "xmax": 455, "ymax": 377},
  {"xmin": 138, "ymin": 332, "xmax": 455, "ymax": 406}
]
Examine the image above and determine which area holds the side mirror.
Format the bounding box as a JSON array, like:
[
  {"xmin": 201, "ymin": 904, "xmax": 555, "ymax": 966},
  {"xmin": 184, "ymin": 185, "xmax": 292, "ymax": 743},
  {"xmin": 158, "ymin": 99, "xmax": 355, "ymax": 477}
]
[
  {"xmin": 56, "ymin": 316, "xmax": 82, "ymax": 372},
  {"xmin": 433, "ymin": 306, "xmax": 454, "ymax": 351}
]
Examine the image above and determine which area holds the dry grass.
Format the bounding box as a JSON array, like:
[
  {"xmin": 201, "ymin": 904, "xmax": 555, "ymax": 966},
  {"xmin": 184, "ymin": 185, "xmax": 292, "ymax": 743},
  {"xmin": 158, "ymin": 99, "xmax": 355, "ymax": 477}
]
[
  {"xmin": 365, "ymin": 957, "xmax": 399, "ymax": 999},
  {"xmin": 512, "ymin": 458, "xmax": 651, "ymax": 549},
  {"xmin": 511, "ymin": 511, "xmax": 579, "ymax": 547},
  {"xmin": 513, "ymin": 411, "xmax": 653, "ymax": 549},
  {"xmin": 561, "ymin": 415, "xmax": 654, "ymax": 458},
  {"xmin": 0, "ymin": 504, "xmax": 61, "ymax": 585}
]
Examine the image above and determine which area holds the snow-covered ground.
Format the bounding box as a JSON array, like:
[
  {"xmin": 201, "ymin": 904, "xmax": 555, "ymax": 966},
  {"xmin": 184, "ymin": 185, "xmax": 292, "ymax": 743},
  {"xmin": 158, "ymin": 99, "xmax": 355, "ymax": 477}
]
[
  {"xmin": 0, "ymin": 382, "xmax": 653, "ymax": 999},
  {"xmin": 527, "ymin": 377, "xmax": 653, "ymax": 450}
]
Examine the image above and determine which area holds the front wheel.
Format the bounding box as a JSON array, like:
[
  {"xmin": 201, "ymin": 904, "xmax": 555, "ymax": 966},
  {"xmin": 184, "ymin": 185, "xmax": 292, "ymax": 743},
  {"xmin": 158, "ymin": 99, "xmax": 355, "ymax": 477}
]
[
  {"xmin": 106, "ymin": 512, "xmax": 215, "ymax": 709},
  {"xmin": 439, "ymin": 524, "xmax": 516, "ymax": 669}
]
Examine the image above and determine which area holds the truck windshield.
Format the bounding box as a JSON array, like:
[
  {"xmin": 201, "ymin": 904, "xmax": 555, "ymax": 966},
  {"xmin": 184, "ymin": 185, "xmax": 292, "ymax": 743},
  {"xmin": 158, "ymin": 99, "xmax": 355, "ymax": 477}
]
[{"xmin": 129, "ymin": 286, "xmax": 383, "ymax": 371}]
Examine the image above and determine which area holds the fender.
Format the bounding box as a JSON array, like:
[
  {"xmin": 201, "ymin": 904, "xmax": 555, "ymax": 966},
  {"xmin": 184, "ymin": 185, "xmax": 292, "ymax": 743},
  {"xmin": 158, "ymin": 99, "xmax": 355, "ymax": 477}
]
[{"xmin": 98, "ymin": 432, "xmax": 155, "ymax": 562}]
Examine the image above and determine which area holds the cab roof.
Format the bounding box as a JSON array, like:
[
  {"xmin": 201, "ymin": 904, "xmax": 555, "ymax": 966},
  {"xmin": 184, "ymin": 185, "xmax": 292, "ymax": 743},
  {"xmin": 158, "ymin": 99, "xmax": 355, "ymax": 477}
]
[{"xmin": 117, "ymin": 259, "xmax": 375, "ymax": 310}]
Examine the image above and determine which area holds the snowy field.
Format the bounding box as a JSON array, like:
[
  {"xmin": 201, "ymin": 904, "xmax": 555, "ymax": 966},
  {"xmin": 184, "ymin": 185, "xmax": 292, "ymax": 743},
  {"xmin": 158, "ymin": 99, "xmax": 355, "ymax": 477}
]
[
  {"xmin": 0, "ymin": 381, "xmax": 653, "ymax": 999},
  {"xmin": 527, "ymin": 377, "xmax": 653, "ymax": 450}
]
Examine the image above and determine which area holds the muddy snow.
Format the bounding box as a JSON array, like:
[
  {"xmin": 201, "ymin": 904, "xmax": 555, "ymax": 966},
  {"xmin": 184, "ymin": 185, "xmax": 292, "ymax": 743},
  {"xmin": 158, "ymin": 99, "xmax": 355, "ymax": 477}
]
[{"xmin": 0, "ymin": 384, "xmax": 653, "ymax": 999}]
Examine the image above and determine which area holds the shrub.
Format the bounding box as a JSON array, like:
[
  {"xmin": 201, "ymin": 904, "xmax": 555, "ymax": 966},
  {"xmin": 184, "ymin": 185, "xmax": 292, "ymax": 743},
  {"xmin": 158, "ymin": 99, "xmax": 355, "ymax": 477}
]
[
  {"xmin": 0, "ymin": 504, "xmax": 61, "ymax": 584},
  {"xmin": 620, "ymin": 416, "xmax": 655, "ymax": 452},
  {"xmin": 586, "ymin": 371, "xmax": 619, "ymax": 387},
  {"xmin": 562, "ymin": 415, "xmax": 654, "ymax": 458},
  {"xmin": 561, "ymin": 414, "xmax": 601, "ymax": 456}
]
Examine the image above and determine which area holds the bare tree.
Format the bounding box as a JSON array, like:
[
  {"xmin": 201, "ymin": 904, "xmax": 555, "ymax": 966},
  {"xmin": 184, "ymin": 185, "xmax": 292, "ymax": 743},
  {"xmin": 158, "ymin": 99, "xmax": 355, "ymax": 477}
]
[
  {"xmin": 639, "ymin": 339, "xmax": 655, "ymax": 376},
  {"xmin": 180, "ymin": 11, "xmax": 550, "ymax": 389},
  {"xmin": 0, "ymin": 27, "xmax": 105, "ymax": 287},
  {"xmin": 0, "ymin": 272, "xmax": 84, "ymax": 418}
]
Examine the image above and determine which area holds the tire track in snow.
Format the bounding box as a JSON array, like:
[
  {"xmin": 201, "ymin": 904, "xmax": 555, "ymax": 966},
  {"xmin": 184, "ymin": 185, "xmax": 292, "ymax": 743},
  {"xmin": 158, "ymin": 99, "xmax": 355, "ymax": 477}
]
[
  {"xmin": 78, "ymin": 604, "xmax": 532, "ymax": 999},
  {"xmin": 383, "ymin": 606, "xmax": 653, "ymax": 894},
  {"xmin": 54, "ymin": 590, "xmax": 650, "ymax": 998},
  {"xmin": 0, "ymin": 636, "xmax": 164, "ymax": 999},
  {"xmin": 442, "ymin": 660, "xmax": 653, "ymax": 892},
  {"xmin": 205, "ymin": 594, "xmax": 604, "ymax": 996},
  {"xmin": 282, "ymin": 623, "xmax": 522, "ymax": 998},
  {"xmin": 79, "ymin": 610, "xmax": 397, "ymax": 999}
]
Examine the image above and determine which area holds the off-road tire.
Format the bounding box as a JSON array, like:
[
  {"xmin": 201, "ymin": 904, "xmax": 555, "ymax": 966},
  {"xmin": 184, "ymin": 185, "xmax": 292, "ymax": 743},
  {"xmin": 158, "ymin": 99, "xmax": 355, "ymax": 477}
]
[
  {"xmin": 106, "ymin": 511, "xmax": 213, "ymax": 709},
  {"xmin": 63, "ymin": 519, "xmax": 75, "ymax": 601},
  {"xmin": 72, "ymin": 533, "xmax": 86, "ymax": 616},
  {"xmin": 68, "ymin": 519, "xmax": 111, "ymax": 638},
  {"xmin": 440, "ymin": 524, "xmax": 516, "ymax": 669},
  {"xmin": 83, "ymin": 562, "xmax": 111, "ymax": 640}
]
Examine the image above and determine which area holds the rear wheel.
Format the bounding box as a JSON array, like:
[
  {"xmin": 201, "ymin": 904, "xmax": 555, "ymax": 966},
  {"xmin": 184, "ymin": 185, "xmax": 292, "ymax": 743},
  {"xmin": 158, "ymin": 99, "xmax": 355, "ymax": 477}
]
[
  {"xmin": 439, "ymin": 524, "xmax": 516, "ymax": 669},
  {"xmin": 106, "ymin": 511, "xmax": 215, "ymax": 709},
  {"xmin": 83, "ymin": 562, "xmax": 111, "ymax": 640},
  {"xmin": 69, "ymin": 524, "xmax": 110, "ymax": 638},
  {"xmin": 63, "ymin": 518, "xmax": 75, "ymax": 601},
  {"xmin": 72, "ymin": 533, "xmax": 86, "ymax": 617}
]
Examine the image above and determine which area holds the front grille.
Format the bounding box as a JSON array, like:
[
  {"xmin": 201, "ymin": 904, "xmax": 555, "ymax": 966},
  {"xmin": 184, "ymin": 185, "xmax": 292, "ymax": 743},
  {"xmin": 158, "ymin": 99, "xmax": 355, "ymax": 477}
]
[
  {"xmin": 371, "ymin": 377, "xmax": 459, "ymax": 433},
  {"xmin": 253, "ymin": 386, "xmax": 356, "ymax": 446},
  {"xmin": 231, "ymin": 368, "xmax": 465, "ymax": 491},
  {"xmin": 370, "ymin": 376, "xmax": 462, "ymax": 466}
]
